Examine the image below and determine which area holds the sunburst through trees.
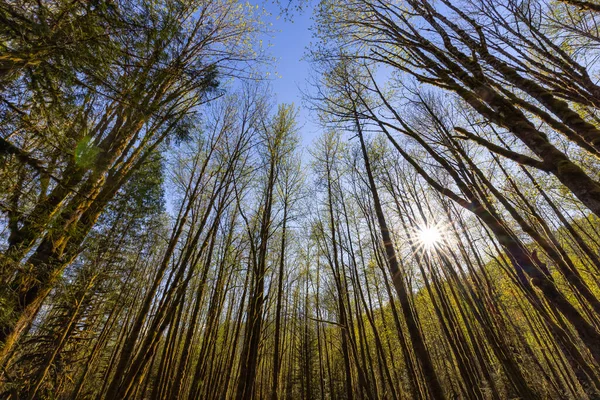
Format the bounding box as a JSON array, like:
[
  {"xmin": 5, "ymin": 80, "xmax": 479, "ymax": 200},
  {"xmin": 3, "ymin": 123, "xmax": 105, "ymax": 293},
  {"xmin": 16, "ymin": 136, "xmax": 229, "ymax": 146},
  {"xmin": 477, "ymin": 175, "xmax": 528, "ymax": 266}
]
[{"xmin": 416, "ymin": 225, "xmax": 444, "ymax": 251}]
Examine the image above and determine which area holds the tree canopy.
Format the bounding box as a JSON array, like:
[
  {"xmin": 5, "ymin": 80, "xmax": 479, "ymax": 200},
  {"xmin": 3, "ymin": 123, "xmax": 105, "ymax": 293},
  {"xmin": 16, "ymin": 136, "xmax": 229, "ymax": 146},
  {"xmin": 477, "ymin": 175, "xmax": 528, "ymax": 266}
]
[{"xmin": 2, "ymin": 0, "xmax": 600, "ymax": 399}]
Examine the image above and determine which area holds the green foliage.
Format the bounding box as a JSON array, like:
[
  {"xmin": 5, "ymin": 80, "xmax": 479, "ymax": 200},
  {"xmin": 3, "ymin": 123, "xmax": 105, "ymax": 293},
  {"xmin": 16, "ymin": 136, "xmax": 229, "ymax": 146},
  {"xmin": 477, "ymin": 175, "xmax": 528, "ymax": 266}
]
[{"xmin": 74, "ymin": 136, "xmax": 99, "ymax": 169}]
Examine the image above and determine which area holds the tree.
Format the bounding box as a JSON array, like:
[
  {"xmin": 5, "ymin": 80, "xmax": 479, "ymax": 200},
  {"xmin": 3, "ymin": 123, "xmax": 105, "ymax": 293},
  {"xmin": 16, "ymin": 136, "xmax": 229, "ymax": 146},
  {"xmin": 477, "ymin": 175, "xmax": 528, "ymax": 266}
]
[{"xmin": 0, "ymin": 0, "xmax": 261, "ymax": 362}]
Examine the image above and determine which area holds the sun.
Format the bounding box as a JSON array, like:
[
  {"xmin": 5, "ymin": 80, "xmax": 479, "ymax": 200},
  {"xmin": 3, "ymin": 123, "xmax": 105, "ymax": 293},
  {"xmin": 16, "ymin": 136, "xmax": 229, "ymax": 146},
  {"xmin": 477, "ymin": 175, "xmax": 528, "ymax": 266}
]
[{"xmin": 417, "ymin": 225, "xmax": 442, "ymax": 250}]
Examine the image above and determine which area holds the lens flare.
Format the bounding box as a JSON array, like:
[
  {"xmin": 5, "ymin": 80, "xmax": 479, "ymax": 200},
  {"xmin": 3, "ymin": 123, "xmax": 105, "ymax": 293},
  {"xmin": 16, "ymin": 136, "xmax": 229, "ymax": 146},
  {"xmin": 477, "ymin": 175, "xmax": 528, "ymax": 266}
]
[{"xmin": 417, "ymin": 225, "xmax": 442, "ymax": 250}]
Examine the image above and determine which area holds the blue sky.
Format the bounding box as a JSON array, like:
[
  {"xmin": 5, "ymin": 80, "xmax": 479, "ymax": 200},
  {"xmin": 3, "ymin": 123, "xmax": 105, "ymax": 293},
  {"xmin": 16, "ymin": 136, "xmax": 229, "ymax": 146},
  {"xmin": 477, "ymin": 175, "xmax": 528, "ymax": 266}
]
[{"xmin": 260, "ymin": 2, "xmax": 321, "ymax": 148}]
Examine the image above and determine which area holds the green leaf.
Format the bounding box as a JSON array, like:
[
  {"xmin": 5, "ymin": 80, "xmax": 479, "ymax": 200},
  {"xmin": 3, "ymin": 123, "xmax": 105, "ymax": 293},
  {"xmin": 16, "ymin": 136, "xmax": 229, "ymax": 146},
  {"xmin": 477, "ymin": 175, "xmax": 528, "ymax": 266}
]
[{"xmin": 74, "ymin": 136, "xmax": 99, "ymax": 168}]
